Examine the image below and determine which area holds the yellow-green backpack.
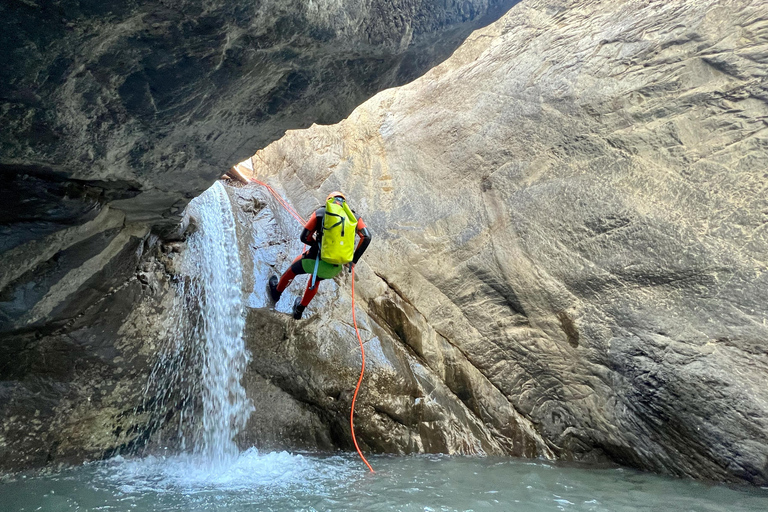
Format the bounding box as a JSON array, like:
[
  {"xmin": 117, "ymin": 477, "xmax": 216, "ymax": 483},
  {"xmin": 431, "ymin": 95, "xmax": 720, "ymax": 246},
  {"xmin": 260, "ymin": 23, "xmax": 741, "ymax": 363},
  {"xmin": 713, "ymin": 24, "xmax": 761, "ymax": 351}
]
[{"xmin": 320, "ymin": 197, "xmax": 357, "ymax": 265}]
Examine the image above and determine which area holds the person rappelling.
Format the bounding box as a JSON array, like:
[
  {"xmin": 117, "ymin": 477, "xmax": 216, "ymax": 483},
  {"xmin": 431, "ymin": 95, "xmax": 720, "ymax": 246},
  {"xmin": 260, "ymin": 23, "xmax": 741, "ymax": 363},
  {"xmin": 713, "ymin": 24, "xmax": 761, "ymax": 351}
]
[
  {"xmin": 246, "ymin": 177, "xmax": 375, "ymax": 471},
  {"xmin": 268, "ymin": 191, "xmax": 372, "ymax": 319}
]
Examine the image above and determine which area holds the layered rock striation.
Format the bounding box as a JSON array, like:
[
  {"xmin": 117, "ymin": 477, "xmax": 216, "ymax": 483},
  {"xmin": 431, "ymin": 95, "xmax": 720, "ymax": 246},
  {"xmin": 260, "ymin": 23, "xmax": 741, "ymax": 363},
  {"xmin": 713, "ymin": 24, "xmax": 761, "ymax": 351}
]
[
  {"xmin": 2, "ymin": 0, "xmax": 767, "ymax": 486},
  {"xmin": 1, "ymin": 0, "xmax": 519, "ymax": 333},
  {"xmin": 1, "ymin": 0, "xmax": 518, "ymax": 233},
  {"xmin": 239, "ymin": 0, "xmax": 768, "ymax": 484}
]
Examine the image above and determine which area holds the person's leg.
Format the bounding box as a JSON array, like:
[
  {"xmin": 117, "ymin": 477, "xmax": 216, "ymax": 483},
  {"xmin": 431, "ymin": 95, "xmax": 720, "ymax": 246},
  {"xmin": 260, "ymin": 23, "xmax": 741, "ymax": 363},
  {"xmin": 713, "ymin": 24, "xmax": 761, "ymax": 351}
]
[
  {"xmin": 270, "ymin": 254, "xmax": 306, "ymax": 303},
  {"xmin": 293, "ymin": 277, "xmax": 323, "ymax": 319},
  {"xmin": 299, "ymin": 277, "xmax": 324, "ymax": 307},
  {"xmin": 276, "ymin": 254, "xmax": 306, "ymax": 292}
]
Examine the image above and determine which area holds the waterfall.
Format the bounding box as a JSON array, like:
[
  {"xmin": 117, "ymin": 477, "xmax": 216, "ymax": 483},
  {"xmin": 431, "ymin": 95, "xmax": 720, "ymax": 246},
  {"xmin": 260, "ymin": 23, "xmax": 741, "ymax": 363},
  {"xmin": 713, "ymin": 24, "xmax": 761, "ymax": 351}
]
[
  {"xmin": 141, "ymin": 181, "xmax": 253, "ymax": 467},
  {"xmin": 185, "ymin": 181, "xmax": 253, "ymax": 464}
]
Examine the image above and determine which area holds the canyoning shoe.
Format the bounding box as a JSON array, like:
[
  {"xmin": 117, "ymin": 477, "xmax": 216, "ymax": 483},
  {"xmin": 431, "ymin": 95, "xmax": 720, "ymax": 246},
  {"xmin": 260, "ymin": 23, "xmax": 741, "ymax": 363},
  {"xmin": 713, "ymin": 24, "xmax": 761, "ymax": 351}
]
[
  {"xmin": 268, "ymin": 275, "xmax": 281, "ymax": 303},
  {"xmin": 292, "ymin": 298, "xmax": 306, "ymax": 320}
]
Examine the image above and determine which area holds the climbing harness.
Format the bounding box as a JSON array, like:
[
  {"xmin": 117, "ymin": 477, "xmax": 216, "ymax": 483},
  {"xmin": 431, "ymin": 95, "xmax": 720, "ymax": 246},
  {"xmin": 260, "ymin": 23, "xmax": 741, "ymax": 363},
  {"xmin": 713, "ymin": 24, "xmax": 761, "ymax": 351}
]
[{"xmin": 248, "ymin": 176, "xmax": 374, "ymax": 473}]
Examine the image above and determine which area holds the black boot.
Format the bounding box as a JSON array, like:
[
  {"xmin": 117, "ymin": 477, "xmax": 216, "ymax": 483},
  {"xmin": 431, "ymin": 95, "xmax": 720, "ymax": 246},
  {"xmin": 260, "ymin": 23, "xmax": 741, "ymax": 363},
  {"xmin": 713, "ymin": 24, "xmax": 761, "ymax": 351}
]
[
  {"xmin": 292, "ymin": 298, "xmax": 305, "ymax": 320},
  {"xmin": 268, "ymin": 275, "xmax": 281, "ymax": 303}
]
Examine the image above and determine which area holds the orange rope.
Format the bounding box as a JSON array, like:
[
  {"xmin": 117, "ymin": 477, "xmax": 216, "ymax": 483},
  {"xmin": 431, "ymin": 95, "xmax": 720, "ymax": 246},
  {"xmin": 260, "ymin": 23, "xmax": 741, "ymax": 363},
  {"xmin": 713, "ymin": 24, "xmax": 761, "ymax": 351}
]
[
  {"xmin": 350, "ymin": 264, "xmax": 374, "ymax": 472},
  {"xmin": 249, "ymin": 178, "xmax": 307, "ymax": 225},
  {"xmin": 248, "ymin": 177, "xmax": 373, "ymax": 473}
]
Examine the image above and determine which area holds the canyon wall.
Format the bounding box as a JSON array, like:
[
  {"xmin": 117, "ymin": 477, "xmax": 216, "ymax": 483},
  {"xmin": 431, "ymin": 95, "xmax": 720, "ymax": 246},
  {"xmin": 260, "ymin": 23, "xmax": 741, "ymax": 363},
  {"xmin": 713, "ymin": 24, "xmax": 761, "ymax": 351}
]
[
  {"xmin": 238, "ymin": 0, "xmax": 768, "ymax": 484},
  {"xmin": 226, "ymin": 182, "xmax": 553, "ymax": 459},
  {"xmin": 0, "ymin": 0, "xmax": 518, "ymax": 470},
  {"xmin": 2, "ymin": 0, "xmax": 767, "ymax": 486}
]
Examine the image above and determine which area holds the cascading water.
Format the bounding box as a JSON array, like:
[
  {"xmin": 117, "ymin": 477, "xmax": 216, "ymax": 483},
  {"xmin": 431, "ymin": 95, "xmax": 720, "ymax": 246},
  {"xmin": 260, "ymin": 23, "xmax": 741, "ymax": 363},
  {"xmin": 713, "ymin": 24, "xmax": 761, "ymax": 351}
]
[
  {"xmin": 185, "ymin": 181, "xmax": 253, "ymax": 464},
  {"xmin": 140, "ymin": 181, "xmax": 253, "ymax": 467}
]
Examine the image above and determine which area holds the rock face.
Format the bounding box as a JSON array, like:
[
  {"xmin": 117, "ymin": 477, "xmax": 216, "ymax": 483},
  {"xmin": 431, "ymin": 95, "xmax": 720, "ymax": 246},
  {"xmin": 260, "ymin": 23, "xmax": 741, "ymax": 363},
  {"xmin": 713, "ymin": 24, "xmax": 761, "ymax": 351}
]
[
  {"xmin": 2, "ymin": 0, "xmax": 767, "ymax": 487},
  {"xmin": 1, "ymin": 0, "xmax": 517, "ymax": 332},
  {"xmin": 237, "ymin": 0, "xmax": 768, "ymax": 484},
  {"xmin": 0, "ymin": 0, "xmax": 519, "ymax": 469},
  {"xmin": 0, "ymin": 235, "xmax": 189, "ymax": 469},
  {"xmin": 226, "ymin": 184, "xmax": 552, "ymax": 458},
  {"xmin": 1, "ymin": 0, "xmax": 518, "ymax": 231}
]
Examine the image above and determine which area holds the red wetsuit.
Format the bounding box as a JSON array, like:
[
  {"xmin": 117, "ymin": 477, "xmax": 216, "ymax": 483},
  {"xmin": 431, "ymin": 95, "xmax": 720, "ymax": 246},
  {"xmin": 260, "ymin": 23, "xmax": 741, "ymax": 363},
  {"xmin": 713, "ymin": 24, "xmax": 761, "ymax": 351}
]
[{"xmin": 276, "ymin": 207, "xmax": 371, "ymax": 307}]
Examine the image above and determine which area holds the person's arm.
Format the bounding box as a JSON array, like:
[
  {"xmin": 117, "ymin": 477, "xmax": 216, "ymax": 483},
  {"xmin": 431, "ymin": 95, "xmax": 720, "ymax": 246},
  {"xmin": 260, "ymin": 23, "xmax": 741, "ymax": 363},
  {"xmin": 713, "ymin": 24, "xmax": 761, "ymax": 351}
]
[
  {"xmin": 300, "ymin": 210, "xmax": 320, "ymax": 247},
  {"xmin": 352, "ymin": 217, "xmax": 371, "ymax": 264}
]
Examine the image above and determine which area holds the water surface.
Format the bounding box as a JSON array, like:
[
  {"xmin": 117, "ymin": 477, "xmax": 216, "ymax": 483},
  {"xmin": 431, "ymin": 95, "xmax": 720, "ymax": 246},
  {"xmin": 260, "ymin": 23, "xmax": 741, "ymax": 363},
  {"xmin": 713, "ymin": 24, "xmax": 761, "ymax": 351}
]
[{"xmin": 2, "ymin": 451, "xmax": 767, "ymax": 512}]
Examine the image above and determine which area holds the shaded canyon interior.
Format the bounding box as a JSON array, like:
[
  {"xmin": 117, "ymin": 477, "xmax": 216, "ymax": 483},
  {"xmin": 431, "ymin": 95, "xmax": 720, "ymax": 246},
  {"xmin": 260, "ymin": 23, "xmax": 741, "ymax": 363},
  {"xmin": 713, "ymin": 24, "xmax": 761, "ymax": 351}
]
[{"xmin": 2, "ymin": 0, "xmax": 768, "ymax": 487}]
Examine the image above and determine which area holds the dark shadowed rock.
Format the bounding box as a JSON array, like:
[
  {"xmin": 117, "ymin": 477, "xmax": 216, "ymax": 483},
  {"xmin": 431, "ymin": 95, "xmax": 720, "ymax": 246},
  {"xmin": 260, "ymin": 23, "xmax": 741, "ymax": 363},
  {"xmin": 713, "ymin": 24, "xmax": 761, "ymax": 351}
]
[
  {"xmin": 1, "ymin": 0, "xmax": 519, "ymax": 231},
  {"xmin": 0, "ymin": 237, "xmax": 184, "ymax": 470},
  {"xmin": 2, "ymin": 0, "xmax": 767, "ymax": 487},
  {"xmin": 1, "ymin": 0, "xmax": 520, "ymax": 334}
]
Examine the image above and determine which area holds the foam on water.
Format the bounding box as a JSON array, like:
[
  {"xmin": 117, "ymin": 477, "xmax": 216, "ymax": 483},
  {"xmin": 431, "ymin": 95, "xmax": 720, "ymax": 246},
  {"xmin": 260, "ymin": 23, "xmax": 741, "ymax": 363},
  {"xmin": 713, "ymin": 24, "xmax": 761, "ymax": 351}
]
[
  {"xmin": 7, "ymin": 185, "xmax": 765, "ymax": 511},
  {"xmin": 102, "ymin": 449, "xmax": 358, "ymax": 495},
  {"xmin": 4, "ymin": 454, "xmax": 768, "ymax": 512}
]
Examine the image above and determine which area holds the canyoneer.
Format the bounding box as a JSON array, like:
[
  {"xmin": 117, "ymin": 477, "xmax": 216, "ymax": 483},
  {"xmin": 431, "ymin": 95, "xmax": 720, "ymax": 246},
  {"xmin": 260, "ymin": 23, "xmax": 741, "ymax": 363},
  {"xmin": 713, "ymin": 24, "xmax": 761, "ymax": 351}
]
[{"xmin": 268, "ymin": 191, "xmax": 372, "ymax": 319}]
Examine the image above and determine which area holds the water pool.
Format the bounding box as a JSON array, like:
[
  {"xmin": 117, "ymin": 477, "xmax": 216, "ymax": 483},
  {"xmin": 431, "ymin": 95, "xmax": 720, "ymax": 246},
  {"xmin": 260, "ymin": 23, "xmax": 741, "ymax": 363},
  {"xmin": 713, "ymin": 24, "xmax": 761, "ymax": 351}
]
[{"xmin": 2, "ymin": 450, "xmax": 767, "ymax": 511}]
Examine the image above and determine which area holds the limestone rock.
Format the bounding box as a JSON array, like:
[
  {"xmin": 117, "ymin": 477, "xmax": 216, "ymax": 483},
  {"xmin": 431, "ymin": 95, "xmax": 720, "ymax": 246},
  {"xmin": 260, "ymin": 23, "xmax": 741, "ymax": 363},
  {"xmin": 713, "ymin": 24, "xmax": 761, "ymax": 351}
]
[
  {"xmin": 1, "ymin": 0, "xmax": 519, "ymax": 230},
  {"xmin": 0, "ymin": 239, "xmax": 185, "ymax": 470},
  {"xmin": 239, "ymin": 0, "xmax": 768, "ymax": 484},
  {"xmin": 1, "ymin": 0, "xmax": 517, "ymax": 333}
]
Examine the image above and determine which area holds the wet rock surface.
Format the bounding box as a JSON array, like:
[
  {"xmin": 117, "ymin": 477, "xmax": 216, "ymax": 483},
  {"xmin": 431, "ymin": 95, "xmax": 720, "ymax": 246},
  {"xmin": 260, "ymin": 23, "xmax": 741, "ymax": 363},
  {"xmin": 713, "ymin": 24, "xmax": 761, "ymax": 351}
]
[
  {"xmin": 0, "ymin": 238, "xmax": 187, "ymax": 470},
  {"xmin": 1, "ymin": 0, "xmax": 517, "ymax": 333},
  {"xmin": 237, "ymin": 0, "xmax": 768, "ymax": 484},
  {"xmin": 1, "ymin": 0, "xmax": 767, "ymax": 487}
]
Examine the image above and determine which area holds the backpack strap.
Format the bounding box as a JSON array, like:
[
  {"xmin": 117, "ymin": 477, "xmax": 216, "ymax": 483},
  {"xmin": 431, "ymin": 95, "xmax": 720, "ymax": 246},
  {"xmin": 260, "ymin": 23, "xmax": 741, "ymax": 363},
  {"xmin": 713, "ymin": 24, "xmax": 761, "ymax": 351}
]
[
  {"xmin": 309, "ymin": 254, "xmax": 320, "ymax": 290},
  {"xmin": 324, "ymin": 211, "xmax": 346, "ymax": 236}
]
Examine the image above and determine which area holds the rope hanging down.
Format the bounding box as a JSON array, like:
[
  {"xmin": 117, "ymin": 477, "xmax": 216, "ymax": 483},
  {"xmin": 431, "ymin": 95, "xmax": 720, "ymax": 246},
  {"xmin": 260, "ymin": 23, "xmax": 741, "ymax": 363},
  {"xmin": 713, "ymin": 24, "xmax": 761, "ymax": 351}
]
[
  {"xmin": 350, "ymin": 264, "xmax": 374, "ymax": 473},
  {"xmin": 248, "ymin": 177, "xmax": 374, "ymax": 473}
]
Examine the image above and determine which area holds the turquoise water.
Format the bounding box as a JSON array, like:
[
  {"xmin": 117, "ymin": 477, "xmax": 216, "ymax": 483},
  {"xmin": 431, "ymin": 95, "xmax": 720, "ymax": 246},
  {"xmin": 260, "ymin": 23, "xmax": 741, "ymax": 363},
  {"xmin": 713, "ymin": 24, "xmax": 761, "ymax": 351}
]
[{"xmin": 2, "ymin": 450, "xmax": 767, "ymax": 511}]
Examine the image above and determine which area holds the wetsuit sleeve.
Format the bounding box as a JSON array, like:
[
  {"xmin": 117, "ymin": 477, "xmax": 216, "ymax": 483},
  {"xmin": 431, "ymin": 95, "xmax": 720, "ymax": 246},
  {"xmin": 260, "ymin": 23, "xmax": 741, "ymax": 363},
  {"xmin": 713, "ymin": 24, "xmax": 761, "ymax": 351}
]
[
  {"xmin": 300, "ymin": 212, "xmax": 319, "ymax": 247},
  {"xmin": 353, "ymin": 217, "xmax": 371, "ymax": 264}
]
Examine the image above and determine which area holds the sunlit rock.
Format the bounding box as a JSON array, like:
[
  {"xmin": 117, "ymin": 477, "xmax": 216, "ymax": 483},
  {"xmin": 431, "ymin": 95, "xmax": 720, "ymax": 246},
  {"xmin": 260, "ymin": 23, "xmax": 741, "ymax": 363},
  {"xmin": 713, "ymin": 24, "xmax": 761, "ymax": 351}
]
[
  {"xmin": 236, "ymin": 0, "xmax": 768, "ymax": 484},
  {"xmin": 0, "ymin": 0, "xmax": 517, "ymax": 470}
]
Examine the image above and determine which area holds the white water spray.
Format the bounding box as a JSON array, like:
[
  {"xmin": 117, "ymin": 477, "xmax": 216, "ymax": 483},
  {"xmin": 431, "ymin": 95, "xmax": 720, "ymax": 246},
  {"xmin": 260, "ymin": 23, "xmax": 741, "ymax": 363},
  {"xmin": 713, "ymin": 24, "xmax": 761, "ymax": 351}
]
[{"xmin": 142, "ymin": 181, "xmax": 253, "ymax": 467}]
